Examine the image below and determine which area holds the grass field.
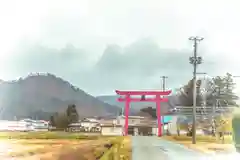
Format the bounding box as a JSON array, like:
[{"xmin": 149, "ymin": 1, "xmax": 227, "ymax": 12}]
[{"xmin": 0, "ymin": 131, "xmax": 123, "ymax": 160}]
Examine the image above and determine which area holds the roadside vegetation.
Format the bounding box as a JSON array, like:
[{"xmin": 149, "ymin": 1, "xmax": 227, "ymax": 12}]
[
  {"xmin": 163, "ymin": 135, "xmax": 234, "ymax": 153},
  {"xmin": 0, "ymin": 131, "xmax": 101, "ymax": 139},
  {"xmin": 0, "ymin": 131, "xmax": 124, "ymax": 160},
  {"xmin": 100, "ymin": 136, "xmax": 131, "ymax": 160}
]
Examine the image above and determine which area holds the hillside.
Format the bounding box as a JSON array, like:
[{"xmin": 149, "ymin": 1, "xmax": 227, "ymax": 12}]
[{"xmin": 0, "ymin": 73, "xmax": 120, "ymax": 120}]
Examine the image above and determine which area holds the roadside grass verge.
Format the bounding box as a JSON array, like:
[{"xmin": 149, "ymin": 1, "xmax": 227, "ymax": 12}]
[
  {"xmin": 118, "ymin": 136, "xmax": 132, "ymax": 160},
  {"xmin": 164, "ymin": 135, "xmax": 232, "ymax": 144},
  {"xmin": 0, "ymin": 131, "xmax": 101, "ymax": 140},
  {"xmin": 0, "ymin": 132, "xmax": 125, "ymax": 159},
  {"xmin": 163, "ymin": 135, "xmax": 234, "ymax": 153},
  {"xmin": 100, "ymin": 136, "xmax": 131, "ymax": 160}
]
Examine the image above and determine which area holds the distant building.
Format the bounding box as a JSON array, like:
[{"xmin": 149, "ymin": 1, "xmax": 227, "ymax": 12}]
[
  {"xmin": 67, "ymin": 118, "xmax": 100, "ymax": 132},
  {"xmin": 0, "ymin": 120, "xmax": 32, "ymax": 131},
  {"xmin": 80, "ymin": 118, "xmax": 100, "ymax": 132},
  {"xmin": 100, "ymin": 115, "xmax": 171, "ymax": 136},
  {"xmin": 68, "ymin": 122, "xmax": 83, "ymax": 132},
  {"xmin": 20, "ymin": 119, "xmax": 49, "ymax": 131}
]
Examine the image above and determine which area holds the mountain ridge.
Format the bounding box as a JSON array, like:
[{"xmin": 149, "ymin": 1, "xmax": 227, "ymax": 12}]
[{"xmin": 0, "ymin": 73, "xmax": 120, "ymax": 120}]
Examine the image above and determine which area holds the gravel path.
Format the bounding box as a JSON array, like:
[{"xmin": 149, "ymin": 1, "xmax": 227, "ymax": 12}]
[{"xmin": 132, "ymin": 136, "xmax": 209, "ymax": 160}]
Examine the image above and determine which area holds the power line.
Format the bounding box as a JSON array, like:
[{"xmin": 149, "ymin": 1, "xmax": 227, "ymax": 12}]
[{"xmin": 189, "ymin": 36, "xmax": 204, "ymax": 144}]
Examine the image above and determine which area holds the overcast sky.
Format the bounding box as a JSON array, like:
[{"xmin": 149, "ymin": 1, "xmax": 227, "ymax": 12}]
[{"xmin": 0, "ymin": 0, "xmax": 240, "ymax": 96}]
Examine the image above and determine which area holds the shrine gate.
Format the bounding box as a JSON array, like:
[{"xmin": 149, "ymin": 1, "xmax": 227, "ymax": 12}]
[{"xmin": 115, "ymin": 90, "xmax": 171, "ymax": 137}]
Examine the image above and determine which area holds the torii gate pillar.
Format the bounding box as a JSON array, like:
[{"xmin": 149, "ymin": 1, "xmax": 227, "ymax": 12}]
[{"xmin": 116, "ymin": 90, "xmax": 171, "ymax": 137}]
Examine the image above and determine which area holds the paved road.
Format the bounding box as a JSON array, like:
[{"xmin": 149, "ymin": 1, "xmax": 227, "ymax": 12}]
[{"xmin": 132, "ymin": 136, "xmax": 209, "ymax": 160}]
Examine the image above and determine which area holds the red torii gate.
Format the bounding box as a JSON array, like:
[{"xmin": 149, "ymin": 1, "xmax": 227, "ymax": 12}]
[{"xmin": 115, "ymin": 90, "xmax": 172, "ymax": 137}]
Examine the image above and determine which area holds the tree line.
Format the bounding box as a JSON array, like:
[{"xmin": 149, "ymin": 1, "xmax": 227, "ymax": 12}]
[
  {"xmin": 140, "ymin": 73, "xmax": 238, "ymax": 137},
  {"xmin": 178, "ymin": 72, "xmax": 238, "ymax": 109},
  {"xmin": 177, "ymin": 73, "xmax": 238, "ymax": 137}
]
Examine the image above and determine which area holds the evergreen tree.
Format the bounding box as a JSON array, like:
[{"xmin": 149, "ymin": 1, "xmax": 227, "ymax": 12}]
[
  {"xmin": 66, "ymin": 104, "xmax": 79, "ymax": 123},
  {"xmin": 179, "ymin": 73, "xmax": 239, "ymax": 112},
  {"xmin": 178, "ymin": 79, "xmax": 203, "ymax": 107},
  {"xmin": 49, "ymin": 115, "xmax": 56, "ymax": 126}
]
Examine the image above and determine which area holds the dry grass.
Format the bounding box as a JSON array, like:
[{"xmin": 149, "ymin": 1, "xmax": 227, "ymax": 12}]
[
  {"xmin": 100, "ymin": 136, "xmax": 131, "ymax": 160},
  {"xmin": 0, "ymin": 137, "xmax": 116, "ymax": 160},
  {"xmin": 163, "ymin": 135, "xmax": 235, "ymax": 154},
  {"xmin": 119, "ymin": 137, "xmax": 132, "ymax": 160}
]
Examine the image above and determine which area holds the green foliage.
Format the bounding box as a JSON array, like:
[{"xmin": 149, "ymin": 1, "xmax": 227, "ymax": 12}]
[
  {"xmin": 50, "ymin": 104, "xmax": 79, "ymax": 129},
  {"xmin": 49, "ymin": 115, "xmax": 55, "ymax": 126}
]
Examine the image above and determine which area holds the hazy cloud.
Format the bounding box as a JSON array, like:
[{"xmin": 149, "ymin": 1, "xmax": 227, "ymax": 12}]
[
  {"xmin": 1, "ymin": 0, "xmax": 240, "ymax": 96},
  {"xmin": 4, "ymin": 39, "xmax": 221, "ymax": 96}
]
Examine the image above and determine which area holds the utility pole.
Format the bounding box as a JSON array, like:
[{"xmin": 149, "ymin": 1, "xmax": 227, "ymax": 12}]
[
  {"xmin": 160, "ymin": 76, "xmax": 168, "ymax": 135},
  {"xmin": 161, "ymin": 76, "xmax": 168, "ymax": 92},
  {"xmin": 189, "ymin": 36, "xmax": 204, "ymax": 144}
]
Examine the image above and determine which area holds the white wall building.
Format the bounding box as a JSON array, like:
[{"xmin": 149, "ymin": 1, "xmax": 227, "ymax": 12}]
[
  {"xmin": 101, "ymin": 124, "xmax": 123, "ymax": 136},
  {"xmin": 80, "ymin": 118, "xmax": 100, "ymax": 132},
  {"xmin": 0, "ymin": 120, "xmax": 32, "ymax": 131},
  {"xmin": 100, "ymin": 116, "xmax": 168, "ymax": 136}
]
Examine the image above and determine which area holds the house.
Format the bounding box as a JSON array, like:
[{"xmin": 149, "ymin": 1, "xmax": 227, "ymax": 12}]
[
  {"xmin": 80, "ymin": 118, "xmax": 100, "ymax": 132},
  {"xmin": 68, "ymin": 122, "xmax": 83, "ymax": 132},
  {"xmin": 30, "ymin": 120, "xmax": 49, "ymax": 131},
  {"xmin": 19, "ymin": 119, "xmax": 49, "ymax": 131},
  {"xmin": 67, "ymin": 118, "xmax": 101, "ymax": 132},
  {"xmin": 0, "ymin": 120, "xmax": 32, "ymax": 131},
  {"xmin": 100, "ymin": 115, "xmax": 171, "ymax": 136},
  {"xmin": 101, "ymin": 124, "xmax": 123, "ymax": 136}
]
